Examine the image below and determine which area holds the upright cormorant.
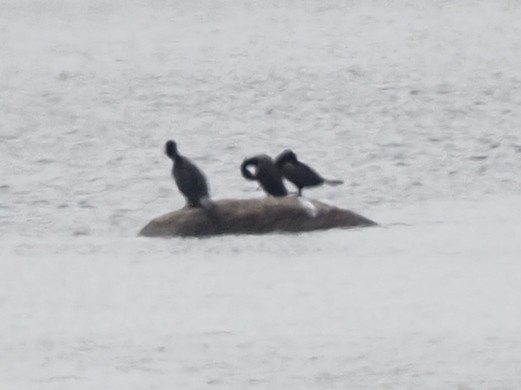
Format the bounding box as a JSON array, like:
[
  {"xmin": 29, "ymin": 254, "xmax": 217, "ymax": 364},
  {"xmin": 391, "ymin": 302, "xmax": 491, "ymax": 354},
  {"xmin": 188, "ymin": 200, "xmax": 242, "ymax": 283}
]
[
  {"xmin": 165, "ymin": 140, "xmax": 212, "ymax": 208},
  {"xmin": 241, "ymin": 154, "xmax": 288, "ymax": 197},
  {"xmin": 275, "ymin": 149, "xmax": 343, "ymax": 196}
]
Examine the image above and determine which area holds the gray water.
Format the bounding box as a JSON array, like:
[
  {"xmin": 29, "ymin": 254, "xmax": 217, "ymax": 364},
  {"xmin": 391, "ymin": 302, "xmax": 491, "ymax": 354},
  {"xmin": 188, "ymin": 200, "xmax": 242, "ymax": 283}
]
[
  {"xmin": 2, "ymin": 0, "xmax": 521, "ymax": 239},
  {"xmin": 1, "ymin": 1, "xmax": 521, "ymax": 388}
]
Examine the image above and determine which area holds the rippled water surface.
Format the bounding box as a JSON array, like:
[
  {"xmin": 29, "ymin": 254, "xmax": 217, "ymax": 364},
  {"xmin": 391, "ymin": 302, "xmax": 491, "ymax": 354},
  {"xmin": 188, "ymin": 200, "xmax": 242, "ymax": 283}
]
[
  {"xmin": 1, "ymin": 1, "xmax": 521, "ymax": 388},
  {"xmin": 2, "ymin": 0, "xmax": 521, "ymax": 238}
]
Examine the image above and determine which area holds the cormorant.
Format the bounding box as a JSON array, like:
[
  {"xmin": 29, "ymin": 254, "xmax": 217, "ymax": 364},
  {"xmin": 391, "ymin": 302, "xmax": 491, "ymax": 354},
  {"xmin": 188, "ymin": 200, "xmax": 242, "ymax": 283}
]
[
  {"xmin": 275, "ymin": 149, "xmax": 343, "ymax": 196},
  {"xmin": 165, "ymin": 140, "xmax": 212, "ymax": 208},
  {"xmin": 240, "ymin": 154, "xmax": 288, "ymax": 197}
]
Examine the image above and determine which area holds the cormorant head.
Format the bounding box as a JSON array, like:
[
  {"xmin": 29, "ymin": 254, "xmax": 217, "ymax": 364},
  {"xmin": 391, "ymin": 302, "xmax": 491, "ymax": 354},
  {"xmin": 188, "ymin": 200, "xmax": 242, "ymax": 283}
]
[
  {"xmin": 165, "ymin": 140, "xmax": 178, "ymax": 159},
  {"xmin": 276, "ymin": 149, "xmax": 298, "ymax": 164},
  {"xmin": 240, "ymin": 157, "xmax": 258, "ymax": 180}
]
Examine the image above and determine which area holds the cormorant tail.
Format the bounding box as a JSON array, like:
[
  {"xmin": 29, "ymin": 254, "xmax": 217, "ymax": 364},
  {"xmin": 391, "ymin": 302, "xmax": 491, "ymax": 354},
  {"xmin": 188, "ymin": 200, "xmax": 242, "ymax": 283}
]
[
  {"xmin": 200, "ymin": 197, "xmax": 219, "ymax": 221},
  {"xmin": 324, "ymin": 179, "xmax": 344, "ymax": 186}
]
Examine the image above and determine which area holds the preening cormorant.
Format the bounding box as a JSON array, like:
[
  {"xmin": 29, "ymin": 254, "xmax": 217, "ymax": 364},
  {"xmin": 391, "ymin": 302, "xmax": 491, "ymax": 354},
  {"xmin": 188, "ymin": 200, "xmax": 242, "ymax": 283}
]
[
  {"xmin": 165, "ymin": 140, "xmax": 212, "ymax": 208},
  {"xmin": 241, "ymin": 154, "xmax": 288, "ymax": 197},
  {"xmin": 275, "ymin": 149, "xmax": 343, "ymax": 196}
]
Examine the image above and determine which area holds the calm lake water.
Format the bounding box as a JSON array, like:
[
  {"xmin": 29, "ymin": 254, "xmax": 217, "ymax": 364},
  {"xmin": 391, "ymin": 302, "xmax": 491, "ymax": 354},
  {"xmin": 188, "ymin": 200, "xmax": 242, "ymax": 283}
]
[{"xmin": 1, "ymin": 1, "xmax": 521, "ymax": 388}]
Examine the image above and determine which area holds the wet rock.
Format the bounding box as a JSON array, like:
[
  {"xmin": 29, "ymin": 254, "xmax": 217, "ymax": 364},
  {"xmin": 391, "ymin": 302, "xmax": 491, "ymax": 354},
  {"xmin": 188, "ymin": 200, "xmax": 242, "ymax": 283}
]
[{"xmin": 139, "ymin": 197, "xmax": 377, "ymax": 238}]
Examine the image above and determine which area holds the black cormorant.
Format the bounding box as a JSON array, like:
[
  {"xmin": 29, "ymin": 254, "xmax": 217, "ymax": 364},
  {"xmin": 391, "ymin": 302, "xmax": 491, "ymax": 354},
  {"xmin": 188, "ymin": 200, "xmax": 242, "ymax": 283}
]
[
  {"xmin": 275, "ymin": 149, "xmax": 343, "ymax": 196},
  {"xmin": 241, "ymin": 154, "xmax": 288, "ymax": 197},
  {"xmin": 165, "ymin": 140, "xmax": 212, "ymax": 208}
]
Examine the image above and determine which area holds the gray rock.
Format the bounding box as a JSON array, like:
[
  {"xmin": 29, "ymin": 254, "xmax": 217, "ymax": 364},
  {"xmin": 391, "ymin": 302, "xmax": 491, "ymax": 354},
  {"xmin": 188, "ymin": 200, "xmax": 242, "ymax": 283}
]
[{"xmin": 139, "ymin": 197, "xmax": 377, "ymax": 238}]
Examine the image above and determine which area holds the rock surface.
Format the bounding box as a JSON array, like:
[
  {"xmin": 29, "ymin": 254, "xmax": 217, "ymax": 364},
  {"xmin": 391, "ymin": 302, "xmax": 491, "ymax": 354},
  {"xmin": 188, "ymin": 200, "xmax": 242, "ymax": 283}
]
[{"xmin": 139, "ymin": 197, "xmax": 377, "ymax": 237}]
